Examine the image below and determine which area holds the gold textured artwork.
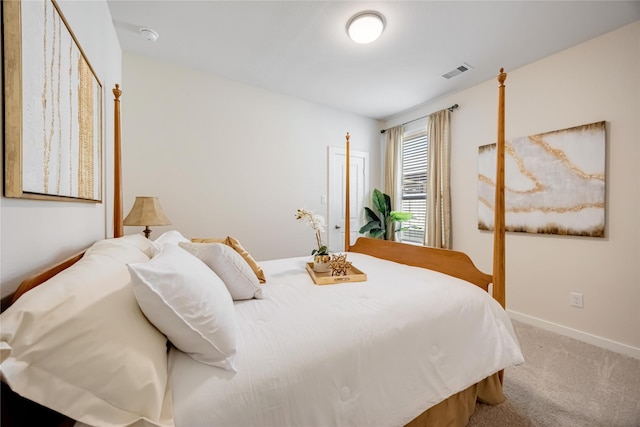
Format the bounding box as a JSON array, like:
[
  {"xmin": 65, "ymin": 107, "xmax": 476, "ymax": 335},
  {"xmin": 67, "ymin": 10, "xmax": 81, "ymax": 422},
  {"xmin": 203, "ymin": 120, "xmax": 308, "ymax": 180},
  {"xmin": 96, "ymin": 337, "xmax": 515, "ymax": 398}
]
[
  {"xmin": 478, "ymin": 121, "xmax": 605, "ymax": 237},
  {"xmin": 3, "ymin": 0, "xmax": 102, "ymax": 202}
]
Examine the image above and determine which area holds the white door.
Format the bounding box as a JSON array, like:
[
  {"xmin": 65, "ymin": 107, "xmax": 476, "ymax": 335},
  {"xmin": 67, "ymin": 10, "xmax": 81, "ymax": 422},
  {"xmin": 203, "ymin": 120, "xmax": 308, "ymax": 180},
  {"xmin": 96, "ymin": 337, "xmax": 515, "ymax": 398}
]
[{"xmin": 328, "ymin": 146, "xmax": 369, "ymax": 252}]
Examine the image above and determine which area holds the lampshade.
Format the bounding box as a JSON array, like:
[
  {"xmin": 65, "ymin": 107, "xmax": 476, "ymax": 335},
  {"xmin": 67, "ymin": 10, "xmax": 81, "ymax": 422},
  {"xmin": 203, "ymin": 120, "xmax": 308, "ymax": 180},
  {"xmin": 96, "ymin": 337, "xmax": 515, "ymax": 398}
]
[
  {"xmin": 123, "ymin": 196, "xmax": 171, "ymax": 238},
  {"xmin": 347, "ymin": 11, "xmax": 385, "ymax": 44}
]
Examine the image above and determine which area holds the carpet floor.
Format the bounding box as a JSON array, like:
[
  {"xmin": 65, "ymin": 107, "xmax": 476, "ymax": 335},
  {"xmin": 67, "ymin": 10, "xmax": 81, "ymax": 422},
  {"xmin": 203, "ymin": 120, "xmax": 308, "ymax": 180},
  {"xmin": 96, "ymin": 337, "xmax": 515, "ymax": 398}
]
[{"xmin": 467, "ymin": 320, "xmax": 640, "ymax": 427}]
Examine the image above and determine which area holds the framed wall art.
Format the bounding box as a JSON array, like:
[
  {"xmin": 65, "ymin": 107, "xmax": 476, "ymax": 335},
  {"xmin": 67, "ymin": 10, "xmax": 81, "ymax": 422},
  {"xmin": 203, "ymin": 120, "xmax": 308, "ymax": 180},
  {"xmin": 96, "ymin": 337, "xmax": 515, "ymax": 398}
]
[
  {"xmin": 4, "ymin": 0, "xmax": 102, "ymax": 202},
  {"xmin": 478, "ymin": 121, "xmax": 606, "ymax": 237}
]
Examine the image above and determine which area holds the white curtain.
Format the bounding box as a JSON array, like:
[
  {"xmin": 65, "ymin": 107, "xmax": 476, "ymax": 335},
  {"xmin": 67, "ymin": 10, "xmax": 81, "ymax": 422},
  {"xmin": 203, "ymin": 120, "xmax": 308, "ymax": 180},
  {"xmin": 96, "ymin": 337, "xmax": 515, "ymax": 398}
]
[
  {"xmin": 425, "ymin": 110, "xmax": 451, "ymax": 249},
  {"xmin": 384, "ymin": 126, "xmax": 403, "ymax": 241}
]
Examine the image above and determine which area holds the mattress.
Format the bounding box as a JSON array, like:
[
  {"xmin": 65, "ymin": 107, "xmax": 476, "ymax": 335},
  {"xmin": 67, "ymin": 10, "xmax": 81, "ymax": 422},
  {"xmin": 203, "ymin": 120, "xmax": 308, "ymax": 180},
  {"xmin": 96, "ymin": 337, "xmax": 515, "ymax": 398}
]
[{"xmin": 169, "ymin": 252, "xmax": 524, "ymax": 427}]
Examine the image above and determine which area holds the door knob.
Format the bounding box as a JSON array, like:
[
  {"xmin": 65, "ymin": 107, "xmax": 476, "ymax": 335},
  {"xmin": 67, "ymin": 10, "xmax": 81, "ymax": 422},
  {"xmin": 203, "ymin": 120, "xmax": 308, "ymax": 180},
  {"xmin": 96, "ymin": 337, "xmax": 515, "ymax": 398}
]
[{"xmin": 335, "ymin": 225, "xmax": 341, "ymax": 229}]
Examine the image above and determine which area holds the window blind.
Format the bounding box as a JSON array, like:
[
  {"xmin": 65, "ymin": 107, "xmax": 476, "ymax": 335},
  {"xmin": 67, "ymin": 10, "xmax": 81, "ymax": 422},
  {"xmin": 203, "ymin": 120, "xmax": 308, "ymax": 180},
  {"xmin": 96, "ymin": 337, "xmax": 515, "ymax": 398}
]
[{"xmin": 400, "ymin": 120, "xmax": 428, "ymax": 244}]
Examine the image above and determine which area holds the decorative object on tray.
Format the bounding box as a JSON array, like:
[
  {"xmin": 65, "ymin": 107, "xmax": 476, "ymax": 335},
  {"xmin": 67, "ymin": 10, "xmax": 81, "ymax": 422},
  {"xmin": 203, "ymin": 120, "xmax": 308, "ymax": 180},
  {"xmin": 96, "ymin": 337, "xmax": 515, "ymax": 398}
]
[
  {"xmin": 329, "ymin": 253, "xmax": 352, "ymax": 276},
  {"xmin": 295, "ymin": 208, "xmax": 330, "ymax": 272},
  {"xmin": 359, "ymin": 189, "xmax": 413, "ymax": 240},
  {"xmin": 305, "ymin": 261, "xmax": 366, "ymax": 285},
  {"xmin": 312, "ymin": 254, "xmax": 331, "ymax": 273}
]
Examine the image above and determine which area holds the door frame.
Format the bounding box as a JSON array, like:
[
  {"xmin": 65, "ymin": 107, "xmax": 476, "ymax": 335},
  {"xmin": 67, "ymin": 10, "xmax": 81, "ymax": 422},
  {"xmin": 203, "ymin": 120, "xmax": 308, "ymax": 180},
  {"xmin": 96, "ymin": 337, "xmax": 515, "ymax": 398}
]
[{"xmin": 327, "ymin": 146, "xmax": 369, "ymax": 252}]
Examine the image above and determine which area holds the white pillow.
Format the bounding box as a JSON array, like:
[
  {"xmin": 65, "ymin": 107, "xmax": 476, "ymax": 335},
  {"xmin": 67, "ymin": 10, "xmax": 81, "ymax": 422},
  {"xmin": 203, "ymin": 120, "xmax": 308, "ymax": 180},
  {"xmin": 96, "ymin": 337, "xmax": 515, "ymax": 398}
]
[
  {"xmin": 0, "ymin": 239, "xmax": 172, "ymax": 427},
  {"xmin": 87, "ymin": 233, "xmax": 157, "ymax": 258},
  {"xmin": 180, "ymin": 242, "xmax": 263, "ymax": 300},
  {"xmin": 154, "ymin": 230, "xmax": 189, "ymax": 246},
  {"xmin": 190, "ymin": 236, "xmax": 266, "ymax": 283},
  {"xmin": 128, "ymin": 244, "xmax": 238, "ymax": 371},
  {"xmin": 149, "ymin": 230, "xmax": 190, "ymax": 257}
]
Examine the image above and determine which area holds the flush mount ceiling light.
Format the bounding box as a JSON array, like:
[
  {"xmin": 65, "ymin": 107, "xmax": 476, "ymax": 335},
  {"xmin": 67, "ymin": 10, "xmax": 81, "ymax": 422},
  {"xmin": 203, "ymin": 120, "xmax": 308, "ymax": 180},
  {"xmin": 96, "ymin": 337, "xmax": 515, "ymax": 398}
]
[
  {"xmin": 346, "ymin": 11, "xmax": 385, "ymax": 44},
  {"xmin": 139, "ymin": 27, "xmax": 159, "ymax": 42}
]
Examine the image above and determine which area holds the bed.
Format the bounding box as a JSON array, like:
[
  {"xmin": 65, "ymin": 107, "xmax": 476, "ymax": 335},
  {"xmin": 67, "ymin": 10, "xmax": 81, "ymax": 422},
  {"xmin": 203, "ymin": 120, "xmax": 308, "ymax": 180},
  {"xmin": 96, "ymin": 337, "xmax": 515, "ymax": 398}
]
[{"xmin": 0, "ymin": 69, "xmax": 522, "ymax": 427}]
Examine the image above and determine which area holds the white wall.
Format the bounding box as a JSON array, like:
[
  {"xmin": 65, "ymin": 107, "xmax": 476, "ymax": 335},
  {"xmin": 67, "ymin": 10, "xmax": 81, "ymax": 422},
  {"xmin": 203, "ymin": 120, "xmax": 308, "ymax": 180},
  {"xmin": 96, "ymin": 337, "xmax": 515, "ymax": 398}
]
[
  {"xmin": 384, "ymin": 21, "xmax": 640, "ymax": 356},
  {"xmin": 0, "ymin": 1, "xmax": 122, "ymax": 298},
  {"xmin": 121, "ymin": 53, "xmax": 381, "ymax": 261}
]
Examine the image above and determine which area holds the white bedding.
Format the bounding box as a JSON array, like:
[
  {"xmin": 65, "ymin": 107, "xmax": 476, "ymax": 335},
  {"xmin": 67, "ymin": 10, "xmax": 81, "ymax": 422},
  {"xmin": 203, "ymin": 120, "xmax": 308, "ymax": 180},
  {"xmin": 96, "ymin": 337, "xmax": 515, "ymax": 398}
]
[{"xmin": 169, "ymin": 253, "xmax": 524, "ymax": 427}]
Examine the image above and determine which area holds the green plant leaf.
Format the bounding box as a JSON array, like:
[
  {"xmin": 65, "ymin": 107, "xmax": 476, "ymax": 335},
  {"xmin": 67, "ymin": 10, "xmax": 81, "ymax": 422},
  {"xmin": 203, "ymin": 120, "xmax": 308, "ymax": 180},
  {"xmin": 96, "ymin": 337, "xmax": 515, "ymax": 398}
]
[
  {"xmin": 372, "ymin": 189, "xmax": 387, "ymax": 217},
  {"xmin": 383, "ymin": 193, "xmax": 392, "ymax": 218},
  {"xmin": 369, "ymin": 229, "xmax": 385, "ymax": 239},
  {"xmin": 363, "ymin": 207, "xmax": 380, "ymax": 223},
  {"xmin": 359, "ymin": 220, "xmax": 382, "ymax": 234},
  {"xmin": 362, "ymin": 188, "xmax": 408, "ymax": 239},
  {"xmin": 390, "ymin": 211, "xmax": 414, "ymax": 222},
  {"xmin": 313, "ymin": 246, "xmax": 329, "ymax": 255}
]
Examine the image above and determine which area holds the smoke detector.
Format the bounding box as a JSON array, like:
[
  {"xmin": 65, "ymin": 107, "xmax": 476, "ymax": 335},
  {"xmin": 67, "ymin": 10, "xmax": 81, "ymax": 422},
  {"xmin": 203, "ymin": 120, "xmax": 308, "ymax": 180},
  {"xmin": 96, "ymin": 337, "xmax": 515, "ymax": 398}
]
[{"xmin": 139, "ymin": 28, "xmax": 159, "ymax": 42}]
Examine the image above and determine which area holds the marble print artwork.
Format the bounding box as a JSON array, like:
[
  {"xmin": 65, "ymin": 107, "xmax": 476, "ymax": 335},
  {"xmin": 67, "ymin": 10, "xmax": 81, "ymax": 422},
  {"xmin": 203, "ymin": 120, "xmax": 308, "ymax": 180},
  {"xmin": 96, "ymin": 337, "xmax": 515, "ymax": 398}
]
[{"xmin": 478, "ymin": 121, "xmax": 605, "ymax": 237}]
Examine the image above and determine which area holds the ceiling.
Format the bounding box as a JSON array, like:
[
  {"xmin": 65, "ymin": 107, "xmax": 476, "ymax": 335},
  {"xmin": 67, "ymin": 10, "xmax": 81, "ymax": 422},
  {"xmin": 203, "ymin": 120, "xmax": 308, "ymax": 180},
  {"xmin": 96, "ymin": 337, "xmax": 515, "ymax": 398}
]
[{"xmin": 107, "ymin": 1, "xmax": 640, "ymax": 120}]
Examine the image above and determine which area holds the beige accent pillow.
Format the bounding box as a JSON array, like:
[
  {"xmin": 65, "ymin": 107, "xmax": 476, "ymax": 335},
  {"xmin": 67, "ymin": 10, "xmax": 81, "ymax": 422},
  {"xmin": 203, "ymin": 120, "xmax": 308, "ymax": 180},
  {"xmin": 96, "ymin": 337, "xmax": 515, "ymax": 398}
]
[
  {"xmin": 0, "ymin": 237, "xmax": 173, "ymax": 427},
  {"xmin": 191, "ymin": 236, "xmax": 266, "ymax": 283}
]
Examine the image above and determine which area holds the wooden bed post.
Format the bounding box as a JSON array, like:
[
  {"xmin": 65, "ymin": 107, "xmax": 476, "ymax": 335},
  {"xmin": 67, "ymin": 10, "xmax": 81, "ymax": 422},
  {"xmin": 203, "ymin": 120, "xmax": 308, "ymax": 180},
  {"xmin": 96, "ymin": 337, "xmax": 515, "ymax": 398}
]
[
  {"xmin": 113, "ymin": 84, "xmax": 124, "ymax": 238},
  {"xmin": 493, "ymin": 69, "xmax": 507, "ymax": 309},
  {"xmin": 344, "ymin": 133, "xmax": 351, "ymax": 252}
]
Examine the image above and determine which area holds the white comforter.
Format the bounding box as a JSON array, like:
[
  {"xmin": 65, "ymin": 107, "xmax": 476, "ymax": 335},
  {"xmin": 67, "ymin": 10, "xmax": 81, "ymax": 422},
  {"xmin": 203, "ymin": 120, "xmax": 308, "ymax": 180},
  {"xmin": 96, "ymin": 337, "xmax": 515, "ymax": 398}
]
[{"xmin": 169, "ymin": 253, "xmax": 523, "ymax": 427}]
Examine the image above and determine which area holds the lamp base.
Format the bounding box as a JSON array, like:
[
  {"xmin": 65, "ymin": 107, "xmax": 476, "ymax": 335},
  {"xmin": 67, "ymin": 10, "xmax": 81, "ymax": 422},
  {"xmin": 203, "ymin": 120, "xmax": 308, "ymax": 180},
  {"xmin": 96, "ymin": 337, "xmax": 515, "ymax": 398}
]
[{"xmin": 143, "ymin": 226, "xmax": 152, "ymax": 239}]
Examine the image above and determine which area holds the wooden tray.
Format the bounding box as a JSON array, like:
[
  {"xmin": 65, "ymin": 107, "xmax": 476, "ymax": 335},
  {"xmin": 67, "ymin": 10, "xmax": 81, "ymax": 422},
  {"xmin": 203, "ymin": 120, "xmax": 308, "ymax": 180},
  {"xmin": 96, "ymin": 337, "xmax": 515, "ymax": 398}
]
[{"xmin": 305, "ymin": 263, "xmax": 367, "ymax": 285}]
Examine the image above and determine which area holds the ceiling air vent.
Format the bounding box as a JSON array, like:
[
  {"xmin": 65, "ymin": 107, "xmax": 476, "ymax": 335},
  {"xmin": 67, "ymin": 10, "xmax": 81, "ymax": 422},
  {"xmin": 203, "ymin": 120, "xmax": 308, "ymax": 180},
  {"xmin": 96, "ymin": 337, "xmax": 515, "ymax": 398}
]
[{"xmin": 442, "ymin": 63, "xmax": 473, "ymax": 79}]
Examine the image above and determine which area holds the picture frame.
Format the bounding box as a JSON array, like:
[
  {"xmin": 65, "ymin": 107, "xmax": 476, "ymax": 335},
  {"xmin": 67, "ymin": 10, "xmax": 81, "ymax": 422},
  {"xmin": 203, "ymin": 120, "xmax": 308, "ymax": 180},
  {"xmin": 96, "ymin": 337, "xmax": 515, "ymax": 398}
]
[
  {"xmin": 3, "ymin": 0, "xmax": 103, "ymax": 202},
  {"xmin": 478, "ymin": 121, "xmax": 606, "ymax": 237}
]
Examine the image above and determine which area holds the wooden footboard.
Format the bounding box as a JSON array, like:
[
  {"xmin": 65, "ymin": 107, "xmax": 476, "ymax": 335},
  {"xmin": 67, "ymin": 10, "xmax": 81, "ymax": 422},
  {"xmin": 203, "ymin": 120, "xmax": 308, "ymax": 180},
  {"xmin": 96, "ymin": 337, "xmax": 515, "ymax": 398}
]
[{"xmin": 350, "ymin": 237, "xmax": 492, "ymax": 291}]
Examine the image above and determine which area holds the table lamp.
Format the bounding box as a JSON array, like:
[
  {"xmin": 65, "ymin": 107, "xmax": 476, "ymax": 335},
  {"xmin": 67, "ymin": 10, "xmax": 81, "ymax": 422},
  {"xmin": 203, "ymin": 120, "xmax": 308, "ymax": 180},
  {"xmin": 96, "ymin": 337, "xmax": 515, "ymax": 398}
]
[{"xmin": 123, "ymin": 196, "xmax": 171, "ymax": 239}]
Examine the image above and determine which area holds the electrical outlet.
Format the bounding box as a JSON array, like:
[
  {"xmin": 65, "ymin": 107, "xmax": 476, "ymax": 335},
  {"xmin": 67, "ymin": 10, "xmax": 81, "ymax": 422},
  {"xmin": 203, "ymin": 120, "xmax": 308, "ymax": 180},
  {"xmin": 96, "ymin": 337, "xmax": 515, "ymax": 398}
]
[{"xmin": 570, "ymin": 292, "xmax": 584, "ymax": 308}]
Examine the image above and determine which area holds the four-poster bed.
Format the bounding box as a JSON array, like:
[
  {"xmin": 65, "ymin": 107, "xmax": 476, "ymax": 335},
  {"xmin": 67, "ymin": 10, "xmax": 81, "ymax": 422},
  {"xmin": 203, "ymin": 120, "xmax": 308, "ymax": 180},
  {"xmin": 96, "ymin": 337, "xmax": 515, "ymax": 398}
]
[{"xmin": 1, "ymin": 69, "xmax": 519, "ymax": 427}]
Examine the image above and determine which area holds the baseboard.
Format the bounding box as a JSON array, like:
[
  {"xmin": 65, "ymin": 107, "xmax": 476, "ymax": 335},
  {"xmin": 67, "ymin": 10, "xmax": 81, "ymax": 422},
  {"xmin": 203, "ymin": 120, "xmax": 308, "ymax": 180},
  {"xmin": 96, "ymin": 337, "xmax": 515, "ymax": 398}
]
[{"xmin": 507, "ymin": 310, "xmax": 640, "ymax": 360}]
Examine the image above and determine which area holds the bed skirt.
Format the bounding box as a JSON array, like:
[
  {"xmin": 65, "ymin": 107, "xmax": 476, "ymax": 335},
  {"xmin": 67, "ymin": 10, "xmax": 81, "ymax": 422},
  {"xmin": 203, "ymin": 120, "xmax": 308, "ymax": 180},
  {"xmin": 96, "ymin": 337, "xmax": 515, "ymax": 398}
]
[{"xmin": 406, "ymin": 373, "xmax": 504, "ymax": 427}]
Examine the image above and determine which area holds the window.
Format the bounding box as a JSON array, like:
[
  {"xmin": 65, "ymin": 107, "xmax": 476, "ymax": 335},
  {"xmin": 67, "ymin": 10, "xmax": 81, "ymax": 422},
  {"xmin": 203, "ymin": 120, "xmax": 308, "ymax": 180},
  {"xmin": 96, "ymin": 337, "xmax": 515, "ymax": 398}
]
[{"xmin": 399, "ymin": 119, "xmax": 428, "ymax": 244}]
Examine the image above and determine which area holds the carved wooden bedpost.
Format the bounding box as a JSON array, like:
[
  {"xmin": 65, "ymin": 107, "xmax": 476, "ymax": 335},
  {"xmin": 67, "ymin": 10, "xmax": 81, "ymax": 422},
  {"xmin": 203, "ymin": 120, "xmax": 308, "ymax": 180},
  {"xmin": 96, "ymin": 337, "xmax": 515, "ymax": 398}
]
[
  {"xmin": 113, "ymin": 84, "xmax": 124, "ymax": 238},
  {"xmin": 493, "ymin": 69, "xmax": 507, "ymax": 309},
  {"xmin": 344, "ymin": 132, "xmax": 351, "ymax": 252}
]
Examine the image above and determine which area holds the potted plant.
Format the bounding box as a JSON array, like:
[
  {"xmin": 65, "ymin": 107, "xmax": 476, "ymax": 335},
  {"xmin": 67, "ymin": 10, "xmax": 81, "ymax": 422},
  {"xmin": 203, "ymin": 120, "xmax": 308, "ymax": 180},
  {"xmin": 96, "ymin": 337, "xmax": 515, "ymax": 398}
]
[
  {"xmin": 359, "ymin": 189, "xmax": 413, "ymax": 240},
  {"xmin": 295, "ymin": 208, "xmax": 331, "ymax": 272}
]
